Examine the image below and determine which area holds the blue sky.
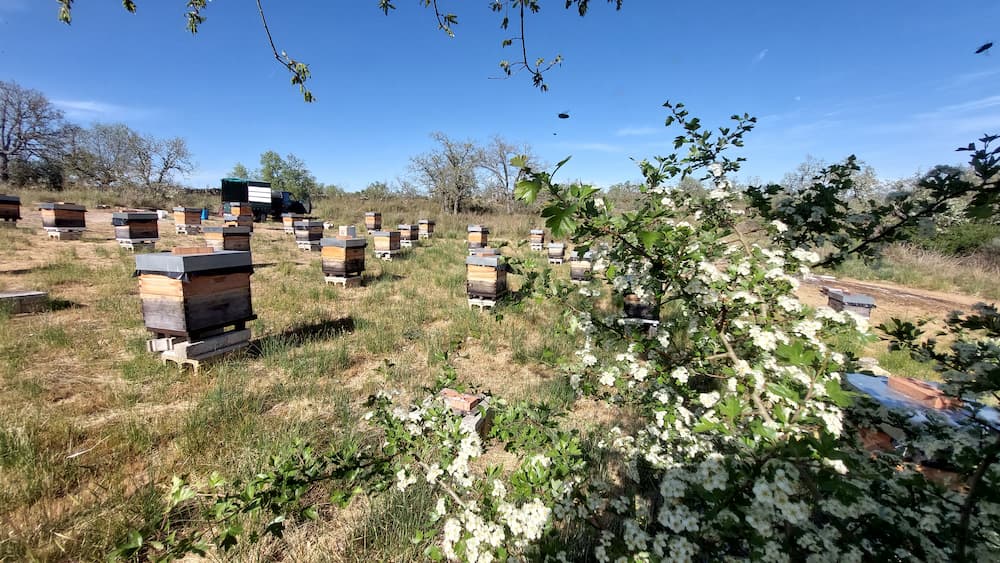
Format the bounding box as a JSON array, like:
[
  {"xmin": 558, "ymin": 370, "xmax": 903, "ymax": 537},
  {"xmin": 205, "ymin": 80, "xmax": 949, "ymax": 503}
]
[{"xmin": 2, "ymin": 0, "xmax": 999, "ymax": 190}]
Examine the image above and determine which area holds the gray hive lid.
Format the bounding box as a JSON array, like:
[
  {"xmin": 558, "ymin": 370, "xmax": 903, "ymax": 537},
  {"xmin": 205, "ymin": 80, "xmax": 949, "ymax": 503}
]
[
  {"xmin": 136, "ymin": 250, "xmax": 252, "ymax": 274},
  {"xmin": 283, "ymin": 213, "xmax": 307, "ymax": 218},
  {"xmin": 203, "ymin": 226, "xmax": 252, "ymax": 235},
  {"xmin": 548, "ymin": 242, "xmax": 565, "ymax": 249},
  {"xmin": 466, "ymin": 255, "xmax": 503, "ymax": 267},
  {"xmin": 0, "ymin": 194, "xmax": 20, "ymax": 204},
  {"xmin": 321, "ymin": 237, "xmax": 366, "ymax": 248},
  {"xmin": 372, "ymin": 230, "xmax": 398, "ymax": 237},
  {"xmin": 365, "ymin": 211, "xmax": 380, "ymax": 216},
  {"xmin": 223, "ymin": 214, "xmax": 240, "ymax": 221},
  {"xmin": 398, "ymin": 224, "xmax": 417, "ymax": 230},
  {"xmin": 419, "ymin": 219, "xmax": 434, "ymax": 224},
  {"xmin": 845, "ymin": 373, "xmax": 1000, "ymax": 428},
  {"xmin": 39, "ymin": 202, "xmax": 85, "ymax": 211},
  {"xmin": 293, "ymin": 220, "xmax": 324, "ymax": 227},
  {"xmin": 113, "ymin": 212, "xmax": 158, "ymax": 221},
  {"xmin": 173, "ymin": 206, "xmax": 200, "ymax": 212},
  {"xmin": 530, "ymin": 229, "xmax": 544, "ymax": 235},
  {"xmin": 831, "ymin": 292, "xmax": 876, "ymax": 308},
  {"xmin": 468, "ymin": 224, "xmax": 488, "ymax": 232}
]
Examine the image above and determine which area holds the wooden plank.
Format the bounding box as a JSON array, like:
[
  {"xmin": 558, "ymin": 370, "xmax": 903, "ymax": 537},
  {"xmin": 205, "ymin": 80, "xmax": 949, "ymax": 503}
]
[{"xmin": 172, "ymin": 247, "xmax": 215, "ymax": 255}]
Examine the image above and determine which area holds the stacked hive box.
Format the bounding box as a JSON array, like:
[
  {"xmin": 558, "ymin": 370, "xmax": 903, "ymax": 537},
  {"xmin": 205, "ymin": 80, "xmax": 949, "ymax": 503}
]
[
  {"xmin": 373, "ymin": 230, "xmax": 401, "ymax": 260},
  {"xmin": 321, "ymin": 235, "xmax": 366, "ymax": 286},
  {"xmin": 136, "ymin": 249, "xmax": 255, "ymax": 369},
  {"xmin": 569, "ymin": 250, "xmax": 593, "ymax": 282},
  {"xmin": 365, "ymin": 212, "xmax": 382, "ymax": 234},
  {"xmin": 113, "ymin": 211, "xmax": 160, "ymax": 251},
  {"xmin": 547, "ymin": 242, "xmax": 566, "ymax": 264},
  {"xmin": 203, "ymin": 226, "xmax": 252, "ymax": 251},
  {"xmin": 283, "ymin": 213, "xmax": 308, "ymax": 234},
  {"xmin": 294, "ymin": 220, "xmax": 324, "ymax": 251},
  {"xmin": 0, "ymin": 195, "xmax": 21, "ymax": 225},
  {"xmin": 173, "ymin": 207, "xmax": 203, "ymax": 234},
  {"xmin": 39, "ymin": 202, "xmax": 86, "ymax": 240},
  {"xmin": 466, "ymin": 250, "xmax": 507, "ymax": 309},
  {"xmin": 529, "ymin": 229, "xmax": 545, "ymax": 251},
  {"xmin": 399, "ymin": 224, "xmax": 419, "ymax": 248},
  {"xmin": 225, "ymin": 202, "xmax": 253, "ymax": 230},
  {"xmin": 467, "ymin": 225, "xmax": 489, "ymax": 254},
  {"xmin": 827, "ymin": 290, "xmax": 877, "ymax": 319},
  {"xmin": 419, "ymin": 219, "xmax": 435, "ymax": 239}
]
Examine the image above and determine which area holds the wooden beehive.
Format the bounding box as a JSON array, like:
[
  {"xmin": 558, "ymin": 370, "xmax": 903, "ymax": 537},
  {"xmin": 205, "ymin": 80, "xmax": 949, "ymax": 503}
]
[
  {"xmin": 373, "ymin": 231, "xmax": 401, "ymax": 252},
  {"xmin": 623, "ymin": 293, "xmax": 658, "ymax": 321},
  {"xmin": 468, "ymin": 225, "xmax": 488, "ymax": 249},
  {"xmin": 321, "ymin": 237, "xmax": 366, "ymax": 277},
  {"xmin": 0, "ymin": 195, "xmax": 21, "ymax": 223},
  {"xmin": 203, "ymin": 226, "xmax": 252, "ymax": 251},
  {"xmin": 466, "ymin": 254, "xmax": 507, "ymax": 300},
  {"xmin": 399, "ymin": 224, "xmax": 419, "ymax": 241},
  {"xmin": 419, "ymin": 219, "xmax": 435, "ymax": 237},
  {"xmin": 135, "ymin": 249, "xmax": 255, "ymax": 339},
  {"xmin": 365, "ymin": 212, "xmax": 382, "ymax": 231},
  {"xmin": 569, "ymin": 251, "xmax": 593, "ymax": 281},
  {"xmin": 113, "ymin": 212, "xmax": 159, "ymax": 241},
  {"xmin": 38, "ymin": 202, "xmax": 86, "ymax": 229},
  {"xmin": 173, "ymin": 207, "xmax": 202, "ymax": 226},
  {"xmin": 827, "ymin": 290, "xmax": 876, "ymax": 319},
  {"xmin": 282, "ymin": 213, "xmax": 309, "ymax": 232},
  {"xmin": 547, "ymin": 243, "xmax": 565, "ymax": 262},
  {"xmin": 529, "ymin": 229, "xmax": 545, "ymax": 245},
  {"xmin": 224, "ymin": 202, "xmax": 253, "ymax": 229},
  {"xmin": 338, "ymin": 225, "xmax": 358, "ymax": 239},
  {"xmin": 294, "ymin": 220, "xmax": 324, "ymax": 242}
]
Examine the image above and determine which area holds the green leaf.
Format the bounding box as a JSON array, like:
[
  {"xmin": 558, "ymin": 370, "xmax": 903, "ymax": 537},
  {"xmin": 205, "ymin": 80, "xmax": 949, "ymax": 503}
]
[
  {"xmin": 639, "ymin": 230, "xmax": 661, "ymax": 249},
  {"xmin": 515, "ymin": 178, "xmax": 542, "ymax": 204}
]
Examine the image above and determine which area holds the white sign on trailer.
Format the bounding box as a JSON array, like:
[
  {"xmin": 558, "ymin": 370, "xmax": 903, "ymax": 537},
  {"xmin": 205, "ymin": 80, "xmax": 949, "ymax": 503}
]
[{"xmin": 248, "ymin": 186, "xmax": 272, "ymax": 204}]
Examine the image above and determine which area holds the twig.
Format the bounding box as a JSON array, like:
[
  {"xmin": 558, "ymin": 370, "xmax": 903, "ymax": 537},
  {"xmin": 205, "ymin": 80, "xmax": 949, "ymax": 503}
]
[{"xmin": 67, "ymin": 436, "xmax": 108, "ymax": 459}]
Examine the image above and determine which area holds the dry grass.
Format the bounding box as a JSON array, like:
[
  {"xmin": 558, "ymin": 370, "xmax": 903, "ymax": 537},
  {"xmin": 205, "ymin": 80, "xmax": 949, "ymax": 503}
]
[{"xmin": 0, "ymin": 195, "xmax": 578, "ymax": 560}]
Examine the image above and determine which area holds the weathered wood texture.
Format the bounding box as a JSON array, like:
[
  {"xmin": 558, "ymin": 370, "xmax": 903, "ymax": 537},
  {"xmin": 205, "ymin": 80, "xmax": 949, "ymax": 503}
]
[
  {"xmin": 293, "ymin": 221, "xmax": 324, "ymax": 242},
  {"xmin": 466, "ymin": 262, "xmax": 507, "ymax": 300},
  {"xmin": 39, "ymin": 204, "xmax": 86, "ymax": 229},
  {"xmin": 365, "ymin": 212, "xmax": 382, "ymax": 231},
  {"xmin": 399, "ymin": 224, "xmax": 419, "ymax": 241},
  {"xmin": 0, "ymin": 195, "xmax": 21, "ymax": 221},
  {"xmin": 114, "ymin": 222, "xmax": 159, "ymax": 240},
  {"xmin": 467, "ymin": 226, "xmax": 489, "ymax": 248},
  {"xmin": 0, "ymin": 291, "xmax": 48, "ymax": 314},
  {"xmin": 418, "ymin": 220, "xmax": 435, "ymax": 236},
  {"xmin": 529, "ymin": 230, "xmax": 545, "ymax": 245},
  {"xmin": 373, "ymin": 231, "xmax": 401, "ymax": 251},
  {"xmin": 173, "ymin": 207, "xmax": 202, "ymax": 226},
  {"xmin": 203, "ymin": 227, "xmax": 252, "ymax": 251},
  {"xmin": 547, "ymin": 243, "xmax": 565, "ymax": 261}
]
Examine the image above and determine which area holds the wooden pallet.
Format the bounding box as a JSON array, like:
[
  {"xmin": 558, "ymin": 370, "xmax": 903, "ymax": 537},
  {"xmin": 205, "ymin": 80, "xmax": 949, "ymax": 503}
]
[
  {"xmin": 548, "ymin": 258, "xmax": 564, "ymax": 265},
  {"xmin": 296, "ymin": 241, "xmax": 321, "ymax": 251},
  {"xmin": 419, "ymin": 233, "xmax": 431, "ymax": 240},
  {"xmin": 468, "ymin": 297, "xmax": 499, "ymax": 310},
  {"xmin": 157, "ymin": 329, "xmax": 250, "ymax": 373},
  {"xmin": 375, "ymin": 250, "xmax": 399, "ymax": 261},
  {"xmin": 175, "ymin": 224, "xmax": 201, "ymax": 235},
  {"xmin": 325, "ymin": 275, "xmax": 362, "ymax": 287},
  {"xmin": 400, "ymin": 239, "xmax": 415, "ymax": 248},
  {"xmin": 530, "ymin": 243, "xmax": 544, "ymax": 252},
  {"xmin": 118, "ymin": 239, "xmax": 157, "ymax": 252},
  {"xmin": 45, "ymin": 228, "xmax": 83, "ymax": 240}
]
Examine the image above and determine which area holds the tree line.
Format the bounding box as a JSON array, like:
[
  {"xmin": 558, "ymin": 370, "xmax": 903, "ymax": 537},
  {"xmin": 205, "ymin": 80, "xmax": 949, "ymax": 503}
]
[{"xmin": 0, "ymin": 80, "xmax": 193, "ymax": 191}]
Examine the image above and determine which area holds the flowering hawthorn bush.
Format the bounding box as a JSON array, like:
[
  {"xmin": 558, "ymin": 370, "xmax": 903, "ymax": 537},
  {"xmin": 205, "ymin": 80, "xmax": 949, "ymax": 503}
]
[{"xmin": 114, "ymin": 105, "xmax": 999, "ymax": 562}]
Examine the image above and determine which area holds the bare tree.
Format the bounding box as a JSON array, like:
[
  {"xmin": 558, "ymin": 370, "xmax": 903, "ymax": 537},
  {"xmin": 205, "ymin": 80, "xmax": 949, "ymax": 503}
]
[
  {"xmin": 478, "ymin": 135, "xmax": 538, "ymax": 213},
  {"xmin": 410, "ymin": 132, "xmax": 481, "ymax": 214},
  {"xmin": 135, "ymin": 135, "xmax": 194, "ymax": 188},
  {"xmin": 0, "ymin": 80, "xmax": 65, "ymax": 182}
]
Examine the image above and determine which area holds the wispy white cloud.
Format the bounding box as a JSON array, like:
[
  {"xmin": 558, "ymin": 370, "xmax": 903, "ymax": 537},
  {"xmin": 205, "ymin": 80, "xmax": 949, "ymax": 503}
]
[
  {"xmin": 53, "ymin": 99, "xmax": 153, "ymax": 121},
  {"xmin": 615, "ymin": 126, "xmax": 659, "ymax": 137},
  {"xmin": 937, "ymin": 68, "xmax": 1000, "ymax": 90},
  {"xmin": 752, "ymin": 48, "xmax": 768, "ymax": 65},
  {"xmin": 918, "ymin": 95, "xmax": 1000, "ymax": 118}
]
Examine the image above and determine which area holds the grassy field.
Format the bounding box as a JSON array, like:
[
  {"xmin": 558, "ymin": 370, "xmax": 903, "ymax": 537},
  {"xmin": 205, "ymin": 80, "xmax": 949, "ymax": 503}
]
[
  {"xmin": 0, "ymin": 193, "xmax": 583, "ymax": 561},
  {"xmin": 0, "ymin": 188, "xmax": 993, "ymax": 560}
]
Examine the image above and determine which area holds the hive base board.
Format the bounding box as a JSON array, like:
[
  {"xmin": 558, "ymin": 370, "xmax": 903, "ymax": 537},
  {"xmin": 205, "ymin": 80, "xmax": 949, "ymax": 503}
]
[
  {"xmin": 468, "ymin": 297, "xmax": 500, "ymax": 310},
  {"xmin": 325, "ymin": 275, "xmax": 362, "ymax": 287},
  {"xmin": 284, "ymin": 227, "xmax": 295, "ymax": 235},
  {"xmin": 419, "ymin": 233, "xmax": 431, "ymax": 239},
  {"xmin": 45, "ymin": 228, "xmax": 84, "ymax": 240},
  {"xmin": 530, "ymin": 243, "xmax": 544, "ymax": 251},
  {"xmin": 375, "ymin": 250, "xmax": 400, "ymax": 261},
  {"xmin": 296, "ymin": 241, "xmax": 321, "ymax": 251},
  {"xmin": 118, "ymin": 238, "xmax": 157, "ymax": 252},
  {"xmin": 400, "ymin": 239, "xmax": 415, "ymax": 248},
  {"xmin": 0, "ymin": 291, "xmax": 48, "ymax": 314},
  {"xmin": 158, "ymin": 329, "xmax": 251, "ymax": 373},
  {"xmin": 0, "ymin": 218, "xmax": 17, "ymax": 227},
  {"xmin": 548, "ymin": 258, "xmax": 564, "ymax": 264},
  {"xmin": 175, "ymin": 224, "xmax": 201, "ymax": 235}
]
